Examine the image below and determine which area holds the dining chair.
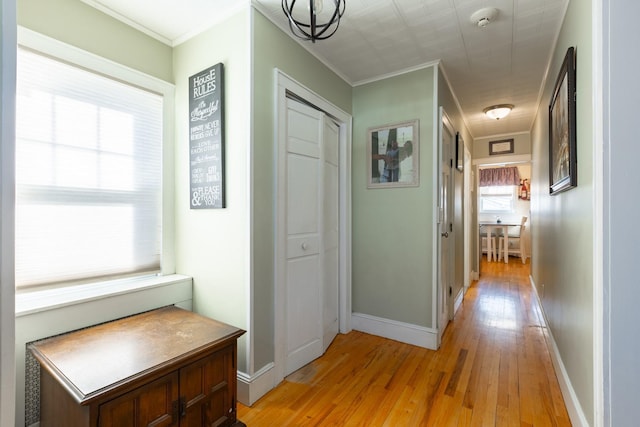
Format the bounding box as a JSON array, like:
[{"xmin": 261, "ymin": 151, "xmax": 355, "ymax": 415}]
[
  {"xmin": 497, "ymin": 216, "xmax": 528, "ymax": 263},
  {"xmin": 480, "ymin": 225, "xmax": 497, "ymax": 262}
]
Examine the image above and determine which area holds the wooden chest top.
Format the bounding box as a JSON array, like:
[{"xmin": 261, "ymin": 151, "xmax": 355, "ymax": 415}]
[{"xmin": 29, "ymin": 306, "xmax": 245, "ymax": 404}]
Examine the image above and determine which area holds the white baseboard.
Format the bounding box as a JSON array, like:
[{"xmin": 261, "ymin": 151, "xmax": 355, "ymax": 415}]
[
  {"xmin": 529, "ymin": 275, "xmax": 589, "ymax": 427},
  {"xmin": 471, "ymin": 270, "xmax": 479, "ymax": 281},
  {"xmin": 351, "ymin": 312, "xmax": 438, "ymax": 350},
  {"xmin": 237, "ymin": 363, "xmax": 275, "ymax": 406},
  {"xmin": 454, "ymin": 288, "xmax": 464, "ymax": 314}
]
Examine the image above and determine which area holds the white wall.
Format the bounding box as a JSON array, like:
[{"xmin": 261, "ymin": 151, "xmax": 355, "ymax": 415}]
[{"xmin": 173, "ymin": 9, "xmax": 251, "ymax": 371}]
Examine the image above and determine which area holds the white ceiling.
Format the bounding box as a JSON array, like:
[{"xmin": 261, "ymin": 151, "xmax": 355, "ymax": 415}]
[{"xmin": 81, "ymin": 0, "xmax": 569, "ymax": 139}]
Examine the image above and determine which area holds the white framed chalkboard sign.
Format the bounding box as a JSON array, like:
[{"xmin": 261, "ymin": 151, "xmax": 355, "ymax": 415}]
[{"xmin": 189, "ymin": 63, "xmax": 225, "ymax": 209}]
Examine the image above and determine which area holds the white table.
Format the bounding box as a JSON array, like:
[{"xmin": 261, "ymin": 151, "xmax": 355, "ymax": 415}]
[{"xmin": 479, "ymin": 222, "xmax": 520, "ymax": 264}]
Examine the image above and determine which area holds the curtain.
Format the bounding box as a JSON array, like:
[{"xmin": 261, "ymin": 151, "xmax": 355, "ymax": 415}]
[{"xmin": 479, "ymin": 167, "xmax": 520, "ymax": 187}]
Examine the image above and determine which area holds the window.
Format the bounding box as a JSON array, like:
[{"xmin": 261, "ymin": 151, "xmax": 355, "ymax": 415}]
[
  {"xmin": 15, "ymin": 40, "xmax": 171, "ymax": 290},
  {"xmin": 478, "ymin": 185, "xmax": 515, "ymax": 213}
]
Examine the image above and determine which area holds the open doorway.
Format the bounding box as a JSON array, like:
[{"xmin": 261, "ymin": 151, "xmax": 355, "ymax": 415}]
[{"xmin": 474, "ymin": 161, "xmax": 531, "ymax": 276}]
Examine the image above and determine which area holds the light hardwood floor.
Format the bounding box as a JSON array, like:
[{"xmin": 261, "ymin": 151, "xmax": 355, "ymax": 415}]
[{"xmin": 238, "ymin": 257, "xmax": 571, "ymax": 426}]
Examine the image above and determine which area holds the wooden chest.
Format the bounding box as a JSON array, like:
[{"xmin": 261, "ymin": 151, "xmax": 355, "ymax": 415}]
[{"xmin": 29, "ymin": 306, "xmax": 246, "ymax": 426}]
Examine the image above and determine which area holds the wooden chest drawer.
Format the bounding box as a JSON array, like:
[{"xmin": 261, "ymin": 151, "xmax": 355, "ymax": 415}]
[{"xmin": 29, "ymin": 306, "xmax": 246, "ymax": 427}]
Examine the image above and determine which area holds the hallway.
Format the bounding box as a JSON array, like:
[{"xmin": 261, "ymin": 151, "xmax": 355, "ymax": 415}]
[{"xmin": 238, "ymin": 258, "xmax": 571, "ymax": 426}]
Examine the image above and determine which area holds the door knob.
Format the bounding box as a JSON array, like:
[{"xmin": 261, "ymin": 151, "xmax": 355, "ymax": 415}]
[
  {"xmin": 441, "ymin": 232, "xmax": 449, "ymax": 238},
  {"xmin": 301, "ymin": 243, "xmax": 308, "ymax": 250}
]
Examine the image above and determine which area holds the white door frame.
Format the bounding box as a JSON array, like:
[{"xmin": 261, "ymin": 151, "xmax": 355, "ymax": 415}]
[
  {"xmin": 273, "ymin": 70, "xmax": 352, "ymax": 384},
  {"xmin": 437, "ymin": 107, "xmax": 455, "ymax": 345},
  {"xmin": 463, "ymin": 145, "xmax": 472, "ymax": 291}
]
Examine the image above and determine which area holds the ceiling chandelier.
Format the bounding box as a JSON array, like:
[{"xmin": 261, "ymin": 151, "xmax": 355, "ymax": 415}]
[
  {"xmin": 282, "ymin": 0, "xmax": 346, "ymax": 43},
  {"xmin": 483, "ymin": 104, "xmax": 514, "ymax": 120}
]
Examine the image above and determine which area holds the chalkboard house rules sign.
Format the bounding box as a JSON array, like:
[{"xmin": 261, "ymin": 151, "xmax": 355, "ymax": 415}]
[{"xmin": 189, "ymin": 63, "xmax": 225, "ymax": 209}]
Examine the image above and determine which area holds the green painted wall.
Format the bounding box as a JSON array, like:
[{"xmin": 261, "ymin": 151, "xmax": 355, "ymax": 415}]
[
  {"xmin": 473, "ymin": 133, "xmax": 532, "ymax": 159},
  {"xmin": 352, "ymin": 68, "xmax": 435, "ymax": 327},
  {"xmin": 437, "ymin": 68, "xmax": 468, "ymax": 141},
  {"xmin": 173, "ymin": 10, "xmax": 251, "ymax": 372},
  {"xmin": 251, "ymin": 8, "xmax": 352, "ymax": 370},
  {"xmin": 252, "ymin": 11, "xmax": 351, "ymax": 115},
  {"xmin": 17, "ymin": 0, "xmax": 172, "ymax": 82},
  {"xmin": 438, "ymin": 66, "xmax": 472, "ymax": 305},
  {"xmin": 530, "ymin": 0, "xmax": 594, "ymax": 424}
]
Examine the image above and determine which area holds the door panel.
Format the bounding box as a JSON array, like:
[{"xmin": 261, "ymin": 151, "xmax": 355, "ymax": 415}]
[
  {"xmin": 286, "ymin": 255, "xmax": 322, "ymax": 374},
  {"xmin": 180, "ymin": 347, "xmax": 234, "ymax": 427},
  {"xmin": 322, "ymin": 117, "xmax": 339, "ymax": 352},
  {"xmin": 98, "ymin": 372, "xmax": 179, "ymax": 427},
  {"xmin": 285, "ymin": 99, "xmax": 323, "ymax": 376},
  {"xmin": 284, "ymin": 99, "xmax": 340, "ymax": 375},
  {"xmin": 438, "ymin": 110, "xmax": 455, "ymax": 344},
  {"xmin": 287, "ymin": 108, "xmax": 322, "ymax": 158},
  {"xmin": 287, "ymin": 153, "xmax": 319, "ymax": 235}
]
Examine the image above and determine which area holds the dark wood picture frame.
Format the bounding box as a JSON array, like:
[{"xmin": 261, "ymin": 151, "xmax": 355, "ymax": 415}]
[
  {"xmin": 455, "ymin": 132, "xmax": 464, "ymax": 172},
  {"xmin": 489, "ymin": 138, "xmax": 514, "ymax": 155},
  {"xmin": 549, "ymin": 46, "xmax": 577, "ymax": 195}
]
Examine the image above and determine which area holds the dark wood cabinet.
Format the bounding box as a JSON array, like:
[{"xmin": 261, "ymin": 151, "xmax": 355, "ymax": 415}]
[
  {"xmin": 29, "ymin": 306, "xmax": 245, "ymax": 427},
  {"xmin": 96, "ymin": 371, "xmax": 179, "ymax": 426}
]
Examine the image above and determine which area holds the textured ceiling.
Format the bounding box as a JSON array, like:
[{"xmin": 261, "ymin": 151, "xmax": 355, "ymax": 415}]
[{"xmin": 82, "ymin": 0, "xmax": 569, "ymax": 139}]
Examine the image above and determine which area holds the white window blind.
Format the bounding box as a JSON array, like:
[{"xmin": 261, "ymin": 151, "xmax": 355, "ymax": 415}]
[
  {"xmin": 15, "ymin": 47, "xmax": 163, "ymax": 289},
  {"xmin": 479, "ymin": 185, "xmax": 515, "ymax": 213}
]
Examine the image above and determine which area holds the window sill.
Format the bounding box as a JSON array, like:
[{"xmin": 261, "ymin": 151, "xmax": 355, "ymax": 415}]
[{"xmin": 15, "ymin": 274, "xmax": 192, "ymax": 317}]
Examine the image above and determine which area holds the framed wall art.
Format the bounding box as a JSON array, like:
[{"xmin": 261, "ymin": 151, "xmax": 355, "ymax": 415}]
[
  {"xmin": 549, "ymin": 46, "xmax": 577, "ymax": 195},
  {"xmin": 489, "ymin": 138, "xmax": 514, "ymax": 156},
  {"xmin": 367, "ymin": 120, "xmax": 419, "ymax": 188},
  {"xmin": 188, "ymin": 63, "xmax": 225, "ymax": 208}
]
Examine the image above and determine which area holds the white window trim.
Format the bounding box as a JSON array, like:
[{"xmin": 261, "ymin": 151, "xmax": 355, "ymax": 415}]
[
  {"xmin": 15, "ymin": 274, "xmax": 191, "ymax": 317},
  {"xmin": 16, "ymin": 27, "xmax": 177, "ymax": 311}
]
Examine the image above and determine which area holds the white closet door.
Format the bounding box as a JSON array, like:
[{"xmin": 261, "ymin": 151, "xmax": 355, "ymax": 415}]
[
  {"xmin": 322, "ymin": 116, "xmax": 339, "ymax": 352},
  {"xmin": 284, "ymin": 98, "xmax": 340, "ymax": 375},
  {"xmin": 285, "ymin": 99, "xmax": 324, "ymax": 375}
]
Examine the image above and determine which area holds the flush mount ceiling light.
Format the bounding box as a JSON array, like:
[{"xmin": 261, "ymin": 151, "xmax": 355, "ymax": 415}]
[
  {"xmin": 470, "ymin": 7, "xmax": 498, "ymax": 28},
  {"xmin": 484, "ymin": 104, "xmax": 514, "ymax": 120},
  {"xmin": 282, "ymin": 0, "xmax": 346, "ymax": 43}
]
